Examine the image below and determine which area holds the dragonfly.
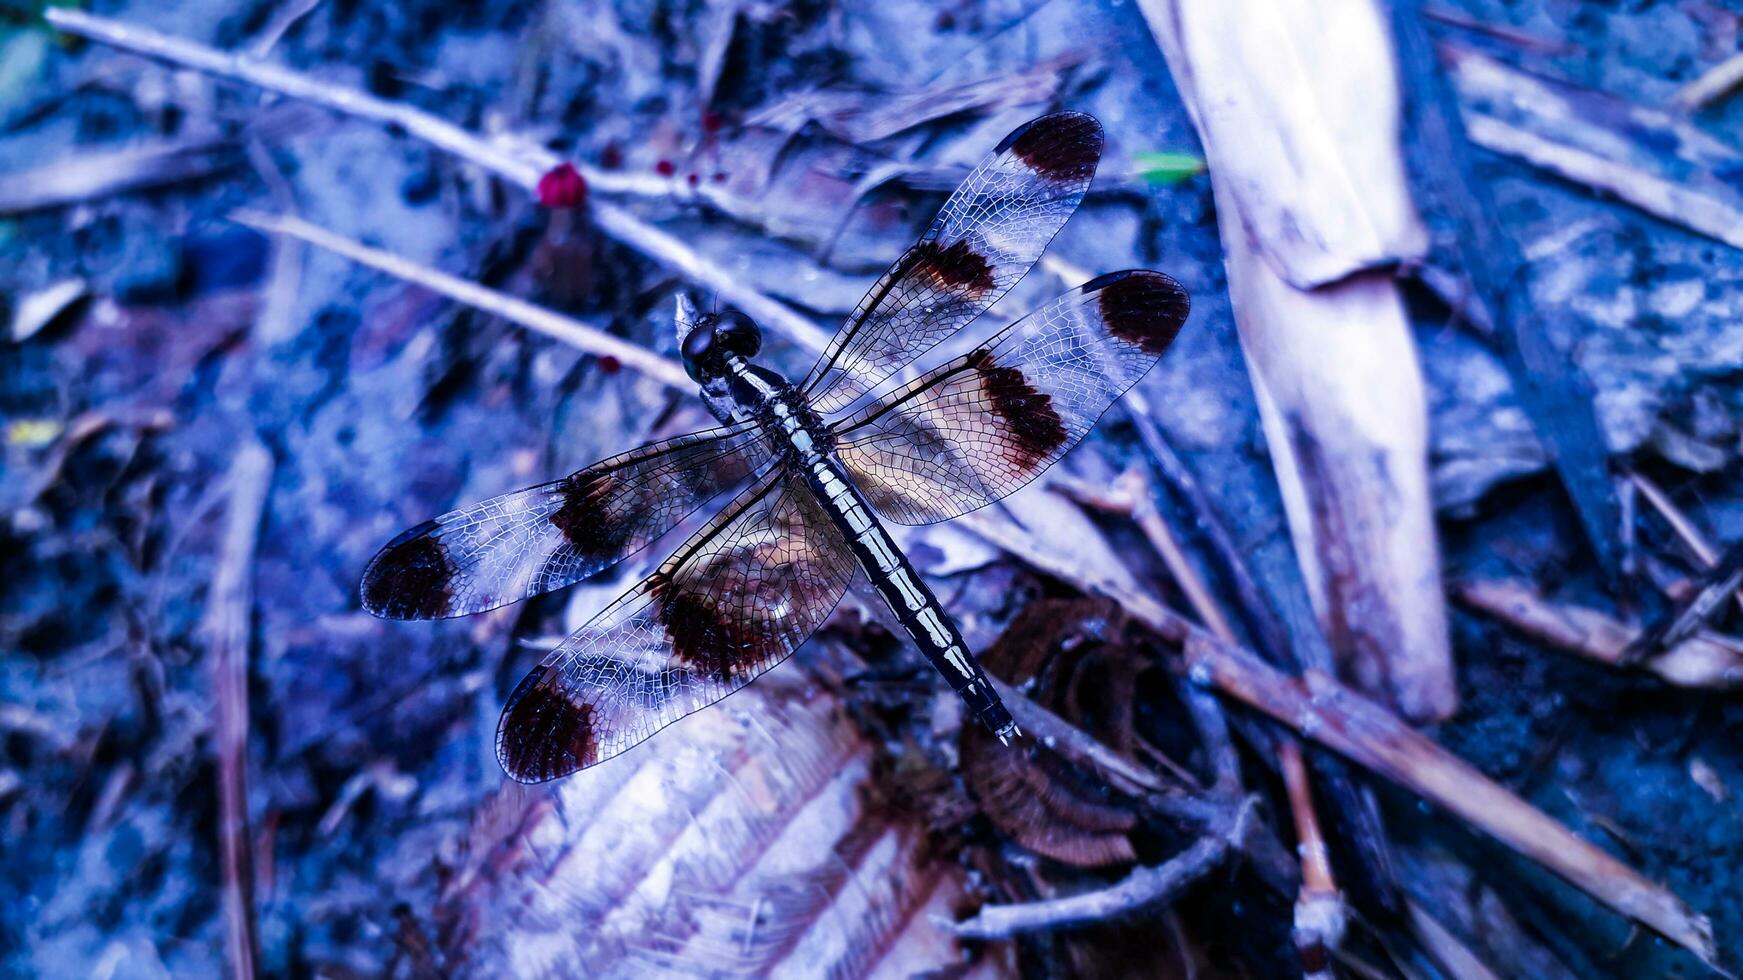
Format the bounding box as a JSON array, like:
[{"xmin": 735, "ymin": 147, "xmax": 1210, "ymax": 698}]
[{"xmin": 360, "ymin": 111, "xmax": 1190, "ymax": 782}]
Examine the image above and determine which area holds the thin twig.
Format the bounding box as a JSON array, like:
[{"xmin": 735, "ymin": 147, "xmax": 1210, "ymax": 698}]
[
  {"xmin": 229, "ymin": 209, "xmax": 693, "ymax": 388},
  {"xmin": 1454, "ymin": 579, "xmax": 1743, "ymax": 689},
  {"xmin": 204, "ymin": 440, "xmax": 274, "ymax": 980},
  {"xmin": 1672, "ymin": 50, "xmax": 1743, "ymax": 113},
  {"xmin": 1183, "ymin": 640, "xmax": 1717, "ymax": 966},
  {"xmin": 247, "ymin": 0, "xmax": 325, "ymax": 58},
  {"xmin": 43, "ymin": 8, "xmax": 833, "ymax": 354},
  {"xmin": 1622, "ymin": 539, "xmax": 1743, "ymax": 666},
  {"xmin": 1632, "ymin": 471, "xmax": 1743, "ymax": 613},
  {"xmin": 950, "ymin": 798, "xmax": 1254, "ymax": 939}
]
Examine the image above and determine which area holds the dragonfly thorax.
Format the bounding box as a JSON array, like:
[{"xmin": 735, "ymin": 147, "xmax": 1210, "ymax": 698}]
[{"xmin": 723, "ymin": 357, "xmax": 834, "ymax": 464}]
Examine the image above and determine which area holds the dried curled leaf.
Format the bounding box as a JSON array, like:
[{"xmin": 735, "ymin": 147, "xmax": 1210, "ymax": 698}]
[{"xmin": 959, "ymin": 599, "xmax": 1151, "ymax": 868}]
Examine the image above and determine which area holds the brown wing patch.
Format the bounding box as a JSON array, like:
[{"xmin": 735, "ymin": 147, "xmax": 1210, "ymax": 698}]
[
  {"xmin": 1000, "ymin": 111, "xmax": 1103, "ymax": 184},
  {"xmin": 970, "ymin": 348, "xmax": 1068, "ymax": 466},
  {"xmin": 651, "ymin": 571, "xmax": 756, "ymax": 684},
  {"xmin": 361, "ymin": 522, "xmax": 454, "ymax": 619},
  {"xmin": 550, "ymin": 472, "xmax": 640, "ymax": 559},
  {"xmin": 497, "ymin": 664, "xmax": 599, "ymax": 781},
  {"xmin": 1086, "ymin": 270, "xmax": 1190, "ymax": 356},
  {"xmin": 910, "ymin": 239, "xmax": 996, "ymax": 292}
]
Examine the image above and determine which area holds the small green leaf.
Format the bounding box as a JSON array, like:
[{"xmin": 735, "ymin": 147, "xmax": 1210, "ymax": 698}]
[{"xmin": 1133, "ymin": 150, "xmax": 1206, "ymax": 186}]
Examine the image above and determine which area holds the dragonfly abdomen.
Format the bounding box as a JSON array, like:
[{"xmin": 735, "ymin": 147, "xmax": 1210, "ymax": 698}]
[{"xmin": 801, "ymin": 452, "xmax": 1019, "ymax": 744}]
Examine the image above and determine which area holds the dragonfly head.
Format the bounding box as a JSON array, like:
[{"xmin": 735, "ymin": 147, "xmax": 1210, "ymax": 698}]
[{"xmin": 681, "ymin": 309, "xmax": 763, "ymax": 383}]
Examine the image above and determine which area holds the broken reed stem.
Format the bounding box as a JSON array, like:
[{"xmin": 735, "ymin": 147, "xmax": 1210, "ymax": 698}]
[
  {"xmin": 204, "ymin": 439, "xmax": 273, "ymax": 980},
  {"xmin": 1282, "ymin": 740, "xmax": 1343, "ymax": 979},
  {"xmin": 1631, "ymin": 471, "xmax": 1743, "ymax": 614},
  {"xmin": 43, "ymin": 8, "xmax": 834, "ymax": 355},
  {"xmin": 950, "ymin": 799, "xmax": 1252, "ymax": 940},
  {"xmin": 229, "ymin": 209, "xmax": 693, "ymax": 388}
]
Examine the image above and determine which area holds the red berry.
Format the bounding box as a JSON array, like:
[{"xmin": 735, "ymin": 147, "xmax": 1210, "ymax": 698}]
[
  {"xmin": 654, "ymin": 159, "xmax": 676, "ymax": 177},
  {"xmin": 536, "ymin": 162, "xmax": 587, "ymax": 208},
  {"xmin": 701, "ymin": 111, "xmax": 723, "ymax": 134},
  {"xmin": 597, "ymin": 354, "xmax": 622, "ymax": 374},
  {"xmin": 686, "ymin": 172, "xmax": 700, "ymax": 187}
]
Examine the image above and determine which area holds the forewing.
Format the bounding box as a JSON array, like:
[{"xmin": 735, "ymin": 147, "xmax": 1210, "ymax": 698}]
[
  {"xmin": 832, "ymin": 270, "xmax": 1190, "ymax": 525},
  {"xmin": 495, "ymin": 472, "xmax": 857, "ymax": 782},
  {"xmin": 360, "ymin": 424, "xmax": 775, "ymax": 620},
  {"xmin": 801, "ymin": 112, "xmax": 1104, "ymax": 416}
]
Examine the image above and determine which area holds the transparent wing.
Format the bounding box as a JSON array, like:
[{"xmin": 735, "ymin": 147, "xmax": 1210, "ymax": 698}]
[
  {"xmin": 831, "ymin": 270, "xmax": 1190, "ymax": 525},
  {"xmin": 495, "ymin": 471, "xmax": 857, "ymax": 782},
  {"xmin": 360, "ymin": 424, "xmax": 776, "ymax": 620},
  {"xmin": 800, "ymin": 111, "xmax": 1104, "ymax": 416}
]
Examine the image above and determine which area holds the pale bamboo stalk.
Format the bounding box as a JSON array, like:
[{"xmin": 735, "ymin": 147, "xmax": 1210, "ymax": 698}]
[{"xmin": 1137, "ymin": 0, "xmax": 1456, "ymax": 723}]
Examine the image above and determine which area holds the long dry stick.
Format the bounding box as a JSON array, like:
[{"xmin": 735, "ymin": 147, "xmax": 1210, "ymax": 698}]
[
  {"xmin": 229, "ymin": 209, "xmax": 692, "ymax": 388},
  {"xmin": 203, "ymin": 440, "xmax": 274, "ymax": 980},
  {"xmin": 62, "ymin": 7, "xmax": 1715, "ymax": 961},
  {"xmin": 43, "ymin": 8, "xmax": 833, "ymax": 355}
]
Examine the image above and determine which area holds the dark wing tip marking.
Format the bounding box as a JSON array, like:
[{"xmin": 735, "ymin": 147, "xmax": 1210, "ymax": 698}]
[
  {"xmin": 1088, "ymin": 269, "xmax": 1191, "ymax": 356},
  {"xmin": 999, "ymin": 110, "xmax": 1103, "ymax": 183},
  {"xmin": 970, "ymin": 348, "xmax": 1069, "ymax": 466},
  {"xmin": 360, "ymin": 520, "xmax": 454, "ymax": 619},
  {"xmin": 651, "ymin": 572, "xmax": 757, "ymax": 684},
  {"xmin": 497, "ymin": 664, "xmax": 599, "ymax": 782},
  {"xmin": 911, "ymin": 239, "xmax": 996, "ymax": 292}
]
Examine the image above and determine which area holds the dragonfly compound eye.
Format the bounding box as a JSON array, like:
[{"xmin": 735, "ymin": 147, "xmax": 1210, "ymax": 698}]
[
  {"xmin": 681, "ymin": 320, "xmax": 724, "ymax": 382},
  {"xmin": 714, "ymin": 310, "xmax": 762, "ymax": 360}
]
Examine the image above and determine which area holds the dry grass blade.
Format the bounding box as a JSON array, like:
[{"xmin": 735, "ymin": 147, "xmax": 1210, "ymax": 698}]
[
  {"xmin": 43, "ymin": 7, "xmax": 833, "ymax": 355},
  {"xmin": 229, "ymin": 209, "xmax": 693, "ymax": 388},
  {"xmin": 1387, "ymin": 0, "xmax": 1624, "ymax": 582},
  {"xmin": 202, "ymin": 439, "xmax": 274, "ymax": 980}
]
